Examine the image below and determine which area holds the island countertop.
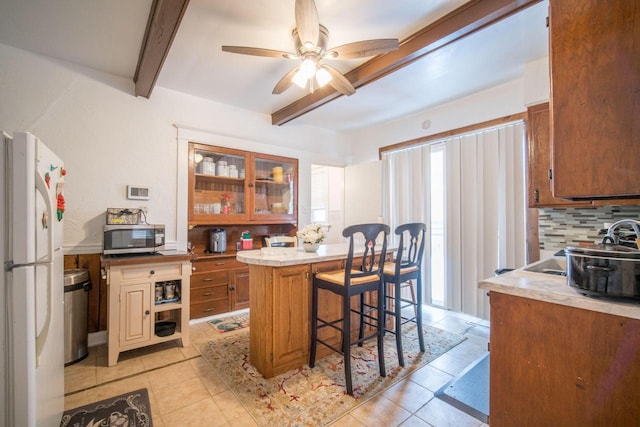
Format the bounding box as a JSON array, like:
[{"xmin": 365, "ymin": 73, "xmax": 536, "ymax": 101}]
[
  {"xmin": 479, "ymin": 256, "xmax": 640, "ymax": 320},
  {"xmin": 237, "ymin": 243, "xmax": 385, "ymax": 267}
]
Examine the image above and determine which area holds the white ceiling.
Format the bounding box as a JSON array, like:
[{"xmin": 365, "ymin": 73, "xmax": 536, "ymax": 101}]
[{"xmin": 0, "ymin": 0, "xmax": 549, "ymax": 132}]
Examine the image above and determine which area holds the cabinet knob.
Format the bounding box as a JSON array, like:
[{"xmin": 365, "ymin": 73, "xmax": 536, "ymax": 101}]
[
  {"xmin": 145, "ymin": 310, "xmax": 150, "ymax": 315},
  {"xmin": 229, "ymin": 285, "xmax": 235, "ymax": 291},
  {"xmin": 192, "ymin": 266, "xmax": 196, "ymax": 271},
  {"xmin": 150, "ymin": 270, "xmax": 155, "ymax": 275},
  {"xmin": 202, "ymin": 292, "xmax": 212, "ymax": 296}
]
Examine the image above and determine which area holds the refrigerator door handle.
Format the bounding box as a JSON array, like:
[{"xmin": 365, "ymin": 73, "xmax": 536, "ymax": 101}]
[
  {"xmin": 34, "ymin": 166, "xmax": 55, "ymax": 262},
  {"xmin": 33, "ymin": 166, "xmax": 55, "ymax": 366},
  {"xmin": 34, "ymin": 263, "xmax": 52, "ymax": 367}
]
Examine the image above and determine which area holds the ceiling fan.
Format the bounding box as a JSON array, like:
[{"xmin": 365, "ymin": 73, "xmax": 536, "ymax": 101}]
[{"xmin": 221, "ymin": 0, "xmax": 399, "ymax": 96}]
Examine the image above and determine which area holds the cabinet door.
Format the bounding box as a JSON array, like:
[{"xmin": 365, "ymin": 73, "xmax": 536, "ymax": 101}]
[
  {"xmin": 119, "ymin": 283, "xmax": 151, "ymax": 346},
  {"xmin": 250, "ymin": 153, "xmax": 298, "ymax": 221},
  {"xmin": 189, "ymin": 143, "xmax": 249, "ymax": 225},
  {"xmin": 550, "ymin": 0, "xmax": 640, "ymax": 198},
  {"xmin": 527, "ymin": 103, "xmax": 592, "ymax": 208},
  {"xmin": 272, "ymin": 265, "xmax": 309, "ymax": 371},
  {"xmin": 230, "ymin": 268, "xmax": 250, "ymax": 311}
]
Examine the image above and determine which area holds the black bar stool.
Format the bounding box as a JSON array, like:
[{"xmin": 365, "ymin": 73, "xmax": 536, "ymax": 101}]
[
  {"xmin": 383, "ymin": 222, "xmax": 426, "ymax": 367},
  {"xmin": 309, "ymin": 223, "xmax": 390, "ymax": 395}
]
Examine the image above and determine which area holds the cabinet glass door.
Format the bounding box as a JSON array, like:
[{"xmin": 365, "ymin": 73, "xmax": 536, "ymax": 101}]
[
  {"xmin": 191, "ymin": 146, "xmax": 248, "ymax": 223},
  {"xmin": 252, "ymin": 155, "xmax": 297, "ymax": 219}
]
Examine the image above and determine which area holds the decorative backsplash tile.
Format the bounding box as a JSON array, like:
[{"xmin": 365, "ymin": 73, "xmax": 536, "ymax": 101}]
[{"xmin": 538, "ymin": 205, "xmax": 640, "ymax": 250}]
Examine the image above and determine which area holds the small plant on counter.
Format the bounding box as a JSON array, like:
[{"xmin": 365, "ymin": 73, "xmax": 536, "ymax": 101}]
[{"xmin": 297, "ymin": 223, "xmax": 326, "ymax": 244}]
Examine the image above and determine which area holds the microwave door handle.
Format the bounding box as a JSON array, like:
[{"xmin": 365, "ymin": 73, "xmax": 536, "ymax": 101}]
[{"xmin": 33, "ymin": 168, "xmax": 54, "ymax": 367}]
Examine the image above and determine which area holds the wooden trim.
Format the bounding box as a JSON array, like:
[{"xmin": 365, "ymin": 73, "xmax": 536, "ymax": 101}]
[
  {"xmin": 134, "ymin": 0, "xmax": 190, "ymax": 98},
  {"xmin": 378, "ymin": 111, "xmax": 527, "ymax": 158},
  {"xmin": 271, "ymin": 0, "xmax": 541, "ymax": 126}
]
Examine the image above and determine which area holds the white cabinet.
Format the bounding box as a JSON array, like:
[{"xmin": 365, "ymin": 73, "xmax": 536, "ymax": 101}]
[{"xmin": 106, "ymin": 258, "xmax": 191, "ymax": 366}]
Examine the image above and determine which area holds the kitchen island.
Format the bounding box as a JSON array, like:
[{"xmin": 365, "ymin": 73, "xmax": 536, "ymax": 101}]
[
  {"xmin": 480, "ymin": 257, "xmax": 640, "ymax": 426},
  {"xmin": 237, "ymin": 244, "xmax": 387, "ymax": 378}
]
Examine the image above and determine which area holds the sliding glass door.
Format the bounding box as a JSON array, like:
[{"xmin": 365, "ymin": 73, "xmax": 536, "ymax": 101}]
[{"xmin": 382, "ymin": 122, "xmax": 526, "ymax": 319}]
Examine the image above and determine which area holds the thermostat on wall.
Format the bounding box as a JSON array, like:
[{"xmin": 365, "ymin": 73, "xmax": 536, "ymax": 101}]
[{"xmin": 127, "ymin": 185, "xmax": 150, "ymax": 200}]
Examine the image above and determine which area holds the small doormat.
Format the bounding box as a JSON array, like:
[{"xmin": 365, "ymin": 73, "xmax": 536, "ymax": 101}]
[
  {"xmin": 60, "ymin": 388, "xmax": 152, "ymax": 427},
  {"xmin": 435, "ymin": 352, "xmax": 489, "ymax": 423},
  {"xmin": 208, "ymin": 312, "xmax": 249, "ymax": 333}
]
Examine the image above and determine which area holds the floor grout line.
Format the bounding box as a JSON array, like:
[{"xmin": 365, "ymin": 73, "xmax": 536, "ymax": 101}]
[{"xmin": 64, "ymin": 354, "xmax": 202, "ymax": 397}]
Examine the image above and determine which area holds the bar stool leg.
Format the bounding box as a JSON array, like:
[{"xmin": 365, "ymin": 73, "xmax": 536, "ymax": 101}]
[
  {"xmin": 377, "ymin": 283, "xmax": 386, "ymax": 377},
  {"xmin": 343, "ymin": 294, "xmax": 353, "ymax": 395},
  {"xmin": 309, "ymin": 284, "xmax": 319, "ymax": 368},
  {"xmin": 394, "ymin": 279, "xmax": 405, "ymax": 367},
  {"xmin": 416, "ymin": 275, "xmax": 424, "ymax": 352}
]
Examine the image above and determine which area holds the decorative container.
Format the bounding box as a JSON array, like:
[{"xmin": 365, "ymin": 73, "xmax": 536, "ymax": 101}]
[{"xmin": 303, "ymin": 242, "xmax": 320, "ymax": 252}]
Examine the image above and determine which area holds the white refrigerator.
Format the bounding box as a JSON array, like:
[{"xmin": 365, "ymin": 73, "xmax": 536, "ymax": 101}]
[{"xmin": 1, "ymin": 131, "xmax": 65, "ymax": 427}]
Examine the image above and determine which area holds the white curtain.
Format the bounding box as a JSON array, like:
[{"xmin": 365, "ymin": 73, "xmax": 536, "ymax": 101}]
[{"xmin": 382, "ymin": 122, "xmax": 526, "ymax": 319}]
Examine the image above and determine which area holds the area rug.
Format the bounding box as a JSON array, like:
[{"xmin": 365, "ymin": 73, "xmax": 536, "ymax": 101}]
[
  {"xmin": 208, "ymin": 312, "xmax": 249, "ymax": 333},
  {"xmin": 60, "ymin": 388, "xmax": 152, "ymax": 427},
  {"xmin": 195, "ymin": 324, "xmax": 465, "ymax": 426}
]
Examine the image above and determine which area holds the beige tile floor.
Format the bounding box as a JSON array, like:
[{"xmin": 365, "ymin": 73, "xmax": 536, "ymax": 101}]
[{"xmin": 64, "ymin": 306, "xmax": 490, "ymax": 427}]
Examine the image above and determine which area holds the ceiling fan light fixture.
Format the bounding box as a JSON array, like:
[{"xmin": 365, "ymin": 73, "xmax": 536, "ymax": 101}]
[
  {"xmin": 299, "ymin": 58, "xmax": 316, "ymax": 77},
  {"xmin": 315, "ymin": 67, "xmax": 332, "ymax": 87},
  {"xmin": 292, "ymin": 69, "xmax": 310, "ymax": 88}
]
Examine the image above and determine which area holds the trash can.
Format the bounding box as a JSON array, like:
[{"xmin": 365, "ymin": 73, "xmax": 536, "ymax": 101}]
[{"xmin": 63, "ymin": 269, "xmax": 91, "ymax": 366}]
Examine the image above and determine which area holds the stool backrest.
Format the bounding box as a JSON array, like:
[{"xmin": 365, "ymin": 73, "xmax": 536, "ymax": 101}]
[
  {"xmin": 265, "ymin": 236, "xmax": 297, "ymax": 247},
  {"xmin": 343, "ymin": 223, "xmax": 390, "ymax": 286},
  {"xmin": 394, "ymin": 223, "xmax": 426, "ymax": 274}
]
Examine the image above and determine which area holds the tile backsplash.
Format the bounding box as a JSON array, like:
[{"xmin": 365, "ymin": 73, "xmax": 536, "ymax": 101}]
[{"xmin": 538, "ymin": 205, "xmax": 640, "ymax": 251}]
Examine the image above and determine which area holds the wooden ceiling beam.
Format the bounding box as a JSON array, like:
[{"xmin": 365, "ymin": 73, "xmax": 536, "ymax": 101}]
[
  {"xmin": 271, "ymin": 0, "xmax": 541, "ymax": 126},
  {"xmin": 134, "ymin": 0, "xmax": 190, "ymax": 98}
]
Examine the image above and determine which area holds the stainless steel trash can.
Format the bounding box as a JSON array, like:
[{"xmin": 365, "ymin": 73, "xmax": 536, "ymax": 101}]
[{"xmin": 64, "ymin": 269, "xmax": 91, "ymax": 366}]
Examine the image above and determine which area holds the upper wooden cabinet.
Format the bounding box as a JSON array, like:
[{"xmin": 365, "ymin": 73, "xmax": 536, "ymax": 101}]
[
  {"xmin": 188, "ymin": 143, "xmax": 298, "ymax": 225},
  {"xmin": 549, "ymin": 0, "xmax": 640, "ymax": 199},
  {"xmin": 527, "ymin": 103, "xmax": 592, "ymax": 208}
]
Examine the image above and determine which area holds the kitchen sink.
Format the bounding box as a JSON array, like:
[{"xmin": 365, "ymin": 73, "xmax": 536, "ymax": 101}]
[{"xmin": 522, "ymin": 257, "xmax": 567, "ymax": 276}]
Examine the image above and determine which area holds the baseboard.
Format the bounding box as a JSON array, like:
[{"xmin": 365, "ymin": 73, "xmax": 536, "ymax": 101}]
[
  {"xmin": 88, "ymin": 309, "xmax": 250, "ymax": 346},
  {"xmin": 189, "ymin": 308, "xmax": 249, "ymax": 325},
  {"xmin": 88, "ymin": 330, "xmax": 108, "ymax": 347}
]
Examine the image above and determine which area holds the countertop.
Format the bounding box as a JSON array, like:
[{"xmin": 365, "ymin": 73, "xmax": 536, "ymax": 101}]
[
  {"xmin": 100, "ymin": 250, "xmax": 192, "ymax": 268},
  {"xmin": 479, "ymin": 256, "xmax": 640, "ymax": 320},
  {"xmin": 237, "ymin": 243, "xmax": 396, "ymax": 267}
]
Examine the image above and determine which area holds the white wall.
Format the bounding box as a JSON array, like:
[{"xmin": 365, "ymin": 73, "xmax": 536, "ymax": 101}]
[
  {"xmin": 346, "ymin": 78, "xmax": 528, "ymax": 164},
  {"xmin": 344, "ymin": 161, "xmax": 382, "ymax": 226},
  {"xmin": 0, "ymin": 43, "xmax": 349, "ymax": 253}
]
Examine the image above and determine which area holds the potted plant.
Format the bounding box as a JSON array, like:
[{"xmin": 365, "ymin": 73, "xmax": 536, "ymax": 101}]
[{"xmin": 297, "ymin": 223, "xmax": 326, "ymax": 252}]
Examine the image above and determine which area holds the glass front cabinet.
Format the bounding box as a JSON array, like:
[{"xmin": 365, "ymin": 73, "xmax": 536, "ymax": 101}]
[{"xmin": 188, "ymin": 143, "xmax": 298, "ymax": 225}]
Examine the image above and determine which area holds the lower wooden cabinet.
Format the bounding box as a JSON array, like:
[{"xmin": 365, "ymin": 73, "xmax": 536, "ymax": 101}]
[
  {"xmin": 489, "ymin": 291, "xmax": 640, "ymax": 426},
  {"xmin": 190, "ymin": 256, "xmax": 250, "ymax": 318},
  {"xmin": 106, "ymin": 258, "xmax": 191, "ymax": 366}
]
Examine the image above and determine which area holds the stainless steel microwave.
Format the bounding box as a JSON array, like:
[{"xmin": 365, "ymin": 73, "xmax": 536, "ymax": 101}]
[{"xmin": 103, "ymin": 224, "xmax": 165, "ymax": 255}]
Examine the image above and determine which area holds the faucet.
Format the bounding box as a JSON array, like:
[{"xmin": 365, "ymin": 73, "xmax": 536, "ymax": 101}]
[{"xmin": 603, "ymin": 219, "xmax": 640, "ymax": 245}]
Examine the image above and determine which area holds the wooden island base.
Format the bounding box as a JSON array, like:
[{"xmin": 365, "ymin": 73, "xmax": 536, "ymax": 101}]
[{"xmin": 241, "ymin": 245, "xmax": 376, "ymax": 378}]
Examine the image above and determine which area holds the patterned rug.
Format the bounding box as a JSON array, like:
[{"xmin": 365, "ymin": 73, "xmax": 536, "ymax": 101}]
[
  {"xmin": 195, "ymin": 324, "xmax": 465, "ymax": 426},
  {"xmin": 208, "ymin": 312, "xmax": 249, "ymax": 333},
  {"xmin": 60, "ymin": 388, "xmax": 152, "ymax": 427}
]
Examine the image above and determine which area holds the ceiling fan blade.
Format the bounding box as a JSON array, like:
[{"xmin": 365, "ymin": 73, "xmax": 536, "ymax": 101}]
[
  {"xmin": 321, "ymin": 64, "xmax": 355, "ymax": 96},
  {"xmin": 295, "ymin": 0, "xmax": 319, "ymax": 47},
  {"xmin": 273, "ymin": 67, "xmax": 299, "ymax": 94},
  {"xmin": 326, "ymin": 39, "xmax": 399, "ymax": 59},
  {"xmin": 222, "ymin": 46, "xmax": 296, "ymax": 59}
]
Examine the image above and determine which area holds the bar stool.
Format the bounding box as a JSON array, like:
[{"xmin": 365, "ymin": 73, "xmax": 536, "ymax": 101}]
[
  {"xmin": 309, "ymin": 223, "xmax": 390, "ymax": 395},
  {"xmin": 383, "ymin": 222, "xmax": 426, "ymax": 367}
]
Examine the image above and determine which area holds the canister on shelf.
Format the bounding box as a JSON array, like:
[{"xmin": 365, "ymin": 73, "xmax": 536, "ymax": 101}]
[{"xmin": 272, "ymin": 166, "xmax": 284, "ymax": 183}]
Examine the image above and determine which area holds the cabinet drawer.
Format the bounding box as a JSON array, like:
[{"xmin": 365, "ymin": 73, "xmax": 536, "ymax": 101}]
[
  {"xmin": 191, "ymin": 284, "xmax": 228, "ymax": 303},
  {"xmin": 191, "ymin": 271, "xmax": 228, "ymax": 288},
  {"xmin": 191, "ymin": 300, "xmax": 230, "ymax": 319},
  {"xmin": 115, "ymin": 263, "xmax": 182, "ymax": 282},
  {"xmin": 192, "ymin": 258, "xmax": 245, "ymax": 272}
]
